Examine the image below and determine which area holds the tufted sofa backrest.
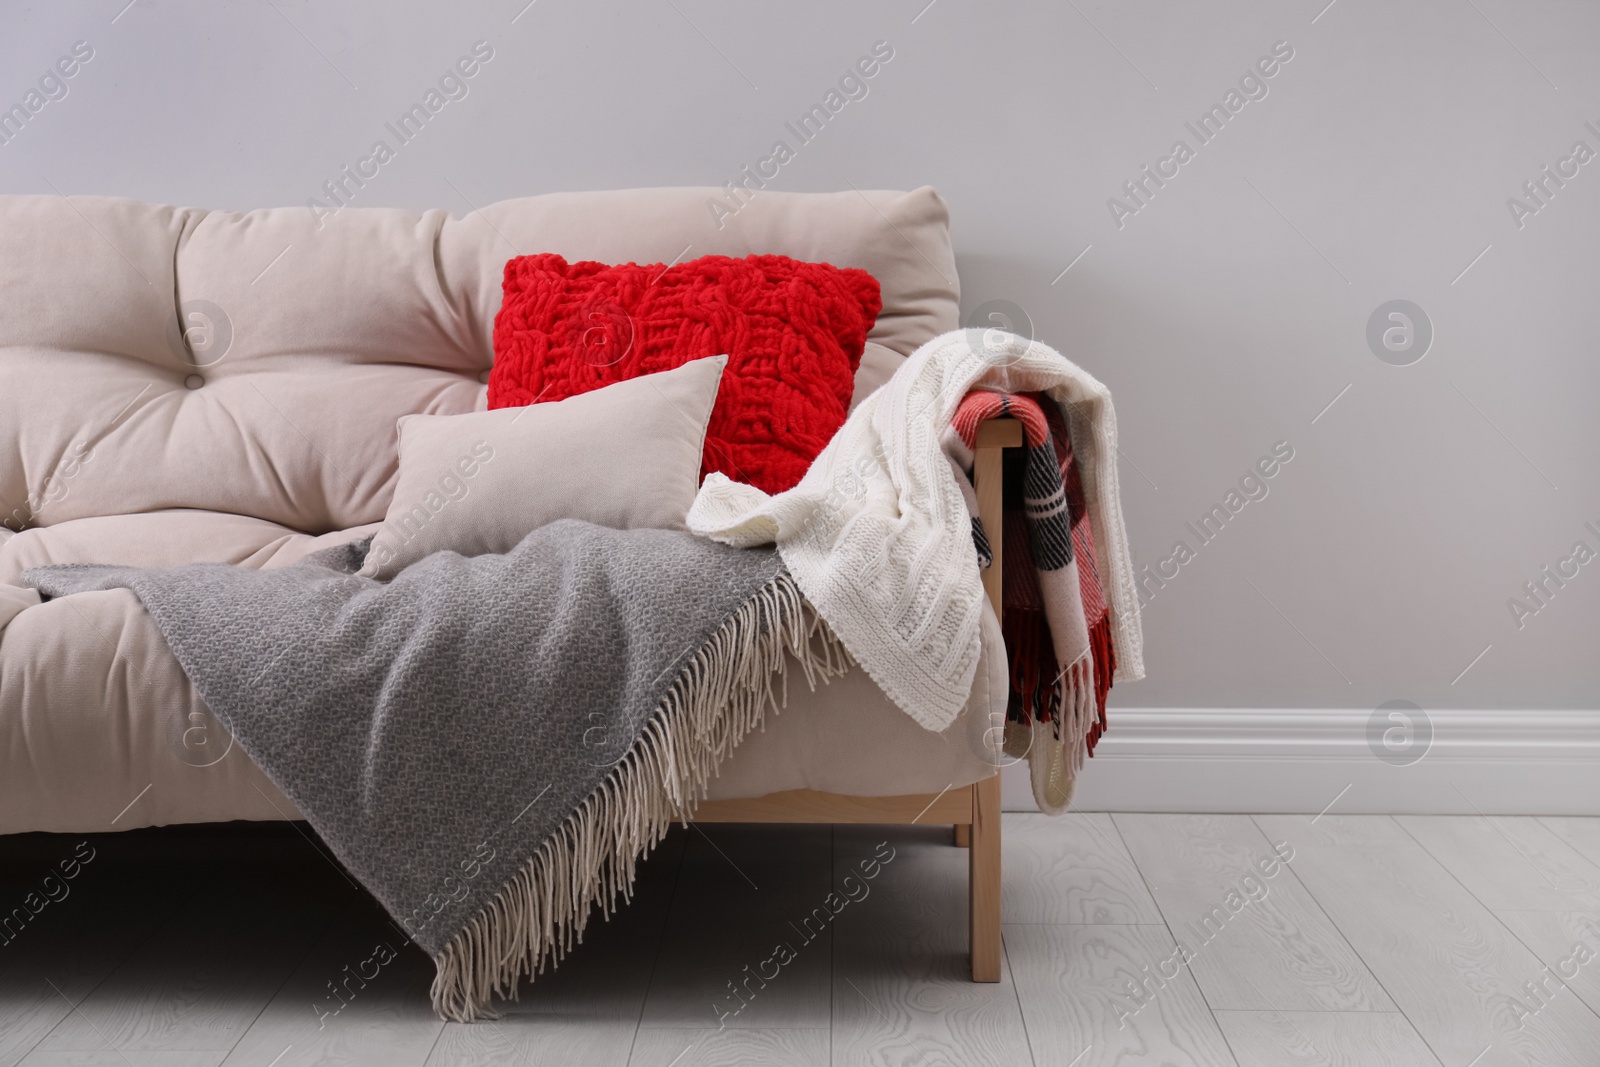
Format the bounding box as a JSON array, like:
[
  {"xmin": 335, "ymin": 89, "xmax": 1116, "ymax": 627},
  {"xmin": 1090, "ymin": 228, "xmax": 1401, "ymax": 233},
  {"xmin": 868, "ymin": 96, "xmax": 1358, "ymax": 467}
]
[{"xmin": 0, "ymin": 187, "xmax": 958, "ymax": 536}]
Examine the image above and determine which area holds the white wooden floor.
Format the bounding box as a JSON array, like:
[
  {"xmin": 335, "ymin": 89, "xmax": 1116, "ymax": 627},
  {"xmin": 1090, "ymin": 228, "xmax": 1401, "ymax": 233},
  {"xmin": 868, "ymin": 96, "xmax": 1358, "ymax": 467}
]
[{"xmin": 3, "ymin": 813, "xmax": 1599, "ymax": 1066}]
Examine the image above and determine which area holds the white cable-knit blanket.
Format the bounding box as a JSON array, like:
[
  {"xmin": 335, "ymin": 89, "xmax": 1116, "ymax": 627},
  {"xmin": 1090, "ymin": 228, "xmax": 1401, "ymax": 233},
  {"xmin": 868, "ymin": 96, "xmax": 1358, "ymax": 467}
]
[{"xmin": 689, "ymin": 329, "xmax": 1144, "ymax": 734}]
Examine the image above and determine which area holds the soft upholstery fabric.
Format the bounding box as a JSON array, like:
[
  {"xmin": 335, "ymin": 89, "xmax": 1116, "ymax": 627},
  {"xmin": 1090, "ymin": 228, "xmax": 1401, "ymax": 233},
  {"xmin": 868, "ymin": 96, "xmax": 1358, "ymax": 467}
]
[
  {"xmin": 0, "ymin": 187, "xmax": 956, "ymax": 536},
  {"xmin": 490, "ymin": 254, "xmax": 880, "ymax": 495},
  {"xmin": 0, "ymin": 522, "xmax": 1002, "ymax": 835},
  {"xmin": 0, "ymin": 511, "xmax": 383, "ymax": 587},
  {"xmin": 0, "ymin": 586, "xmax": 295, "ymax": 833},
  {"xmin": 361, "ymin": 357, "xmax": 725, "ymax": 579},
  {"xmin": 0, "ymin": 186, "xmax": 975, "ymax": 834},
  {"xmin": 0, "ymin": 585, "xmax": 40, "ymax": 632}
]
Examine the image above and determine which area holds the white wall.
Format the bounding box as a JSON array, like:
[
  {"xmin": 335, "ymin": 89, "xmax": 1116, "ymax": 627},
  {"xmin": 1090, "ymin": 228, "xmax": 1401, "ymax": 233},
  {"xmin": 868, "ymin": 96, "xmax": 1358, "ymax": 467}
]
[{"xmin": 3, "ymin": 1, "xmax": 1595, "ymax": 741}]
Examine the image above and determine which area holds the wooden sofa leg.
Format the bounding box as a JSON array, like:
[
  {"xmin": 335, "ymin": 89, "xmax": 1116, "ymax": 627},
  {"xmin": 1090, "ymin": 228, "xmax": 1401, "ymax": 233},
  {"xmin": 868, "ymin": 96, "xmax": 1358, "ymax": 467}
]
[
  {"xmin": 969, "ymin": 774, "xmax": 1002, "ymax": 981},
  {"xmin": 953, "ymin": 823, "xmax": 970, "ymax": 847}
]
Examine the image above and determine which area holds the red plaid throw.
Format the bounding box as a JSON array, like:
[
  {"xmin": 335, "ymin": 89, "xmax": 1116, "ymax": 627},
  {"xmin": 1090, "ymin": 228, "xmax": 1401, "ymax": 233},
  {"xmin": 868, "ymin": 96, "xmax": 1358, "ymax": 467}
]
[{"xmin": 947, "ymin": 390, "xmax": 1116, "ymax": 800}]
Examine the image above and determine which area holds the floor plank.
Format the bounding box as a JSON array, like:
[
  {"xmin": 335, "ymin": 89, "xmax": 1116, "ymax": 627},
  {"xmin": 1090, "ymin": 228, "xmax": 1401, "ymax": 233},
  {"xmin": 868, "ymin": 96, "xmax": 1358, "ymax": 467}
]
[
  {"xmin": 425, "ymin": 830, "xmax": 686, "ymax": 1066},
  {"xmin": 35, "ymin": 829, "xmax": 329, "ymax": 1054},
  {"xmin": 1003, "ymin": 813, "xmax": 1161, "ymax": 925},
  {"xmin": 1398, "ymin": 815, "xmax": 1600, "ymax": 1021},
  {"xmin": 1396, "ymin": 815, "xmax": 1600, "ymax": 913},
  {"xmin": 829, "ymin": 826, "xmax": 1037, "ymax": 1067},
  {"xmin": 6, "ymin": 814, "xmax": 1598, "ymax": 1066},
  {"xmin": 1213, "ymin": 1010, "xmax": 1442, "ymax": 1067},
  {"xmin": 1540, "ymin": 817, "xmax": 1600, "ymax": 872},
  {"xmin": 1113, "ymin": 813, "xmax": 1394, "ymax": 1012},
  {"xmin": 628, "ymin": 1027, "xmax": 828, "ymax": 1066},
  {"xmin": 0, "ymin": 829, "xmax": 245, "ymax": 1067},
  {"xmin": 1258, "ymin": 813, "xmax": 1416, "ymax": 848},
  {"xmin": 215, "ymin": 913, "xmax": 443, "ymax": 1067},
  {"xmin": 19, "ymin": 1053, "xmax": 227, "ymax": 1066},
  {"xmin": 36, "ymin": 918, "xmax": 317, "ymax": 1054},
  {"xmin": 429, "ymin": 1017, "xmax": 636, "ymax": 1067},
  {"xmin": 637, "ymin": 824, "xmax": 835, "ymax": 1030},
  {"xmin": 1006, "ymin": 923, "xmax": 1237, "ymax": 1067},
  {"xmin": 1254, "ymin": 814, "xmax": 1600, "ymax": 1067},
  {"xmin": 1491, "ymin": 909, "xmax": 1600, "ymax": 1022}
]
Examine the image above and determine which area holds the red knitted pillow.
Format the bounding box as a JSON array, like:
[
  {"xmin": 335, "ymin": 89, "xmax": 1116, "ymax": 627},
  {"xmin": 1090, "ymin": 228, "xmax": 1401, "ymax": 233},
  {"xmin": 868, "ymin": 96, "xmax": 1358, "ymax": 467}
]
[{"xmin": 488, "ymin": 253, "xmax": 882, "ymax": 495}]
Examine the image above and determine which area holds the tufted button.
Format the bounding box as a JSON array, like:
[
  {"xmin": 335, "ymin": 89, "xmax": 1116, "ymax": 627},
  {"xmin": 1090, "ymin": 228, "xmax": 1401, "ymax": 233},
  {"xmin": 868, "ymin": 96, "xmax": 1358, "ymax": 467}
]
[
  {"xmin": 183, "ymin": 374, "xmax": 204, "ymax": 390},
  {"xmin": 478, "ymin": 369, "xmax": 491, "ymax": 385}
]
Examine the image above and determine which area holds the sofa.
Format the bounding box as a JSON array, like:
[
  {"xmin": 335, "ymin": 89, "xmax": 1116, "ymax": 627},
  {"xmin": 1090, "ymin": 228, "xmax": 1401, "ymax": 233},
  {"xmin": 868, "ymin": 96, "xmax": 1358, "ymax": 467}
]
[{"xmin": 0, "ymin": 185, "xmax": 1017, "ymax": 976}]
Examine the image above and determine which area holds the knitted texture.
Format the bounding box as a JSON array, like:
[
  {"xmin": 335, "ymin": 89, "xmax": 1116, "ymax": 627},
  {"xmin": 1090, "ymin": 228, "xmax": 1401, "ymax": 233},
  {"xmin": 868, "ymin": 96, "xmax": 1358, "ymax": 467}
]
[
  {"xmin": 688, "ymin": 329, "xmax": 1145, "ymax": 735},
  {"xmin": 489, "ymin": 253, "xmax": 882, "ymax": 495},
  {"xmin": 952, "ymin": 390, "xmax": 1116, "ymax": 813}
]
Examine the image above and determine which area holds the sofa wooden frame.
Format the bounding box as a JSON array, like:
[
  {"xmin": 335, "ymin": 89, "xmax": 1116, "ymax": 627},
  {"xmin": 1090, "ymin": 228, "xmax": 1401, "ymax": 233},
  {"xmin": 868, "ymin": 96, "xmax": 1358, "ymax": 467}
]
[{"xmin": 692, "ymin": 418, "xmax": 1023, "ymax": 983}]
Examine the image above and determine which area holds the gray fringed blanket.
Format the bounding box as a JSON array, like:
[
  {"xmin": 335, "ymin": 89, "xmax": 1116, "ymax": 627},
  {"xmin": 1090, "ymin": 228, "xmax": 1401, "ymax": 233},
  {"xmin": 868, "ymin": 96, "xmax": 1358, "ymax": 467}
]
[{"xmin": 24, "ymin": 519, "xmax": 845, "ymax": 1021}]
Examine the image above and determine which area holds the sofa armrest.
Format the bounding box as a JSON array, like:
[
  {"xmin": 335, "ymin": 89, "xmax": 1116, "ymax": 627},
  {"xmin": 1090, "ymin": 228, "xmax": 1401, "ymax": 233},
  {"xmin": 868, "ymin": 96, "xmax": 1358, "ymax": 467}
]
[
  {"xmin": 972, "ymin": 418, "xmax": 1023, "ymax": 616},
  {"xmin": 966, "ymin": 416, "xmax": 1023, "ymax": 984}
]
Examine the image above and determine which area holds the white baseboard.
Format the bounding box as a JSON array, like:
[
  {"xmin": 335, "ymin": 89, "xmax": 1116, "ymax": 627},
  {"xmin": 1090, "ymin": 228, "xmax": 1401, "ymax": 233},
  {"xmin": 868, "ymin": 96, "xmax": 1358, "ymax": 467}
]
[{"xmin": 1000, "ymin": 708, "xmax": 1600, "ymax": 815}]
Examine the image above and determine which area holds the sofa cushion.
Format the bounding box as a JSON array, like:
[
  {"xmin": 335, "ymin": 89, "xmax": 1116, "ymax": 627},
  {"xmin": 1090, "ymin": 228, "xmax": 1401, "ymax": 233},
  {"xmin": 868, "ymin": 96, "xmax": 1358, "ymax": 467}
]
[
  {"xmin": 361, "ymin": 357, "xmax": 727, "ymax": 579},
  {"xmin": 0, "ymin": 583, "xmax": 1005, "ymax": 836},
  {"xmin": 0, "ymin": 585, "xmax": 39, "ymax": 632},
  {"xmin": 0, "ymin": 510, "xmax": 383, "ymax": 588},
  {"xmin": 0, "ymin": 512, "xmax": 385, "ymax": 831},
  {"xmin": 490, "ymin": 253, "xmax": 880, "ymax": 494},
  {"xmin": 0, "ymin": 186, "xmax": 967, "ymax": 836},
  {"xmin": 0, "ymin": 586, "xmax": 295, "ymax": 833},
  {"xmin": 0, "ymin": 188, "xmax": 957, "ymax": 537}
]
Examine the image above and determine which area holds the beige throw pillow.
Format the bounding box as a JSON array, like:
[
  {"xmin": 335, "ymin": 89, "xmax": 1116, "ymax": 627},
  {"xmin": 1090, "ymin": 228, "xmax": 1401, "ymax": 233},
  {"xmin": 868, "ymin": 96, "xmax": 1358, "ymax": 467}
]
[{"xmin": 360, "ymin": 355, "xmax": 727, "ymax": 579}]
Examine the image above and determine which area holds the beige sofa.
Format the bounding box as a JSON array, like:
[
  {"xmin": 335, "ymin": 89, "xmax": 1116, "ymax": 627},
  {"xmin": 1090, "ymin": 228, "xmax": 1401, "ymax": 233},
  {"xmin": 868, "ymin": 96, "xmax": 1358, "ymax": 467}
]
[{"xmin": 0, "ymin": 186, "xmax": 1005, "ymax": 841}]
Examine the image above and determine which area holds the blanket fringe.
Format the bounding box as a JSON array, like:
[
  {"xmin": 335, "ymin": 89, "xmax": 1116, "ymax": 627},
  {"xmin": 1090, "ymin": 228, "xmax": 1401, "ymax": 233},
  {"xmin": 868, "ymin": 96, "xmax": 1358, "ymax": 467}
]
[
  {"xmin": 1085, "ymin": 614, "xmax": 1115, "ymax": 755},
  {"xmin": 429, "ymin": 573, "xmax": 849, "ymax": 1022}
]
